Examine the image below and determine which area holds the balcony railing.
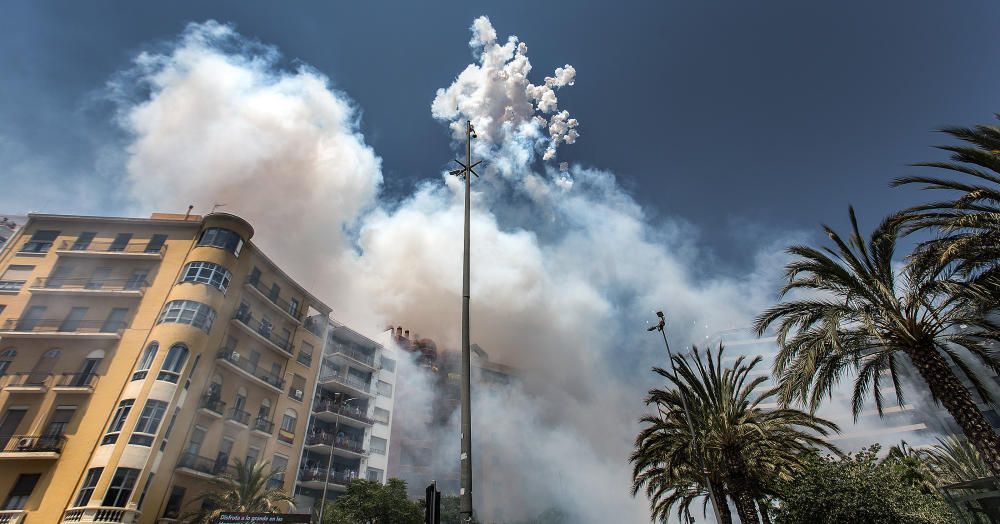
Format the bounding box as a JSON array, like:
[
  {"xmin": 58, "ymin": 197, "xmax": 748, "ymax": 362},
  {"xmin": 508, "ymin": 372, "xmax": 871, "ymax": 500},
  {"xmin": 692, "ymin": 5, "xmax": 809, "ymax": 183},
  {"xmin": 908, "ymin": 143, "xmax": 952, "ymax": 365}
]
[
  {"xmin": 304, "ymin": 316, "xmax": 325, "ymax": 337},
  {"xmin": 57, "ymin": 239, "xmax": 167, "ymax": 256},
  {"xmin": 305, "ymin": 433, "xmax": 366, "ymax": 455},
  {"xmin": 3, "ymin": 372, "xmax": 50, "ymax": 388},
  {"xmin": 233, "ymin": 311, "xmax": 292, "ymax": 353},
  {"xmin": 216, "ymin": 349, "xmax": 285, "ymax": 390},
  {"xmin": 312, "ymin": 400, "xmax": 375, "ymax": 425},
  {"xmin": 176, "ymin": 452, "xmax": 232, "ymax": 476},
  {"xmin": 297, "ymin": 351, "xmax": 313, "ymax": 367},
  {"xmin": 33, "ymin": 277, "xmax": 149, "ymax": 292},
  {"xmin": 227, "ymin": 408, "xmax": 251, "ymax": 426},
  {"xmin": 0, "ymin": 280, "xmax": 24, "ymax": 292},
  {"xmin": 327, "ymin": 342, "xmax": 376, "ymax": 367},
  {"xmin": 53, "ymin": 372, "xmax": 99, "ymax": 389},
  {"xmin": 198, "ymin": 395, "xmax": 226, "ymax": 416},
  {"xmin": 62, "ymin": 506, "xmax": 140, "ymax": 523},
  {"xmin": 319, "ymin": 369, "xmax": 372, "ymax": 394},
  {"xmin": 0, "ymin": 318, "xmax": 126, "ymax": 334},
  {"xmin": 0, "ymin": 434, "xmax": 66, "ymax": 453},
  {"xmin": 252, "ymin": 417, "xmax": 274, "ymax": 435},
  {"xmin": 0, "ymin": 510, "xmax": 25, "ymax": 524},
  {"xmin": 246, "ymin": 278, "xmax": 301, "ymax": 321},
  {"xmin": 298, "ymin": 468, "xmax": 357, "ymax": 485}
]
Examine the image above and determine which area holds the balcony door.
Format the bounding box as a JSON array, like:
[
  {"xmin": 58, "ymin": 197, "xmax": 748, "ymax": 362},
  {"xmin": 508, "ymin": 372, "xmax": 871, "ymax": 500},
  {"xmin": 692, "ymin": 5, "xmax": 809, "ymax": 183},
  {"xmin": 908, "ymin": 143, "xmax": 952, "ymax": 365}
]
[
  {"xmin": 16, "ymin": 306, "xmax": 45, "ymax": 331},
  {"xmin": 101, "ymin": 308, "xmax": 129, "ymax": 333},
  {"xmin": 76, "ymin": 354, "xmax": 102, "ymax": 386},
  {"xmin": 42, "ymin": 407, "xmax": 76, "ymax": 447},
  {"xmin": 108, "ymin": 233, "xmax": 132, "ymax": 252},
  {"xmin": 0, "ymin": 409, "xmax": 26, "ymax": 449},
  {"xmin": 85, "ymin": 267, "xmax": 111, "ymax": 290},
  {"xmin": 59, "ymin": 307, "xmax": 88, "ymax": 332},
  {"xmin": 28, "ymin": 349, "xmax": 60, "ymax": 385}
]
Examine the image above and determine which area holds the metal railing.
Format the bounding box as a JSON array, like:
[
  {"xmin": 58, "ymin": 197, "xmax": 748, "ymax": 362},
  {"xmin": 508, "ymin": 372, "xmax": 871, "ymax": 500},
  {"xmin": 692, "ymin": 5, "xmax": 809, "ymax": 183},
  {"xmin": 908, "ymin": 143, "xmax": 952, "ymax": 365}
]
[
  {"xmin": 312, "ymin": 400, "xmax": 374, "ymax": 425},
  {"xmin": 246, "ymin": 278, "xmax": 300, "ymax": 320},
  {"xmin": 0, "ymin": 434, "xmax": 66, "ymax": 453},
  {"xmin": 53, "ymin": 373, "xmax": 99, "ymax": 389},
  {"xmin": 62, "ymin": 506, "xmax": 140, "ymax": 523},
  {"xmin": 304, "ymin": 316, "xmax": 325, "ymax": 337},
  {"xmin": 252, "ymin": 417, "xmax": 274, "ymax": 434},
  {"xmin": 33, "ymin": 277, "xmax": 149, "ymax": 292},
  {"xmin": 318, "ymin": 369, "xmax": 372, "ymax": 393},
  {"xmin": 198, "ymin": 395, "xmax": 226, "ymax": 416},
  {"xmin": 216, "ymin": 349, "xmax": 285, "ymax": 389},
  {"xmin": 298, "ymin": 468, "xmax": 357, "ymax": 485},
  {"xmin": 176, "ymin": 452, "xmax": 232, "ymax": 476},
  {"xmin": 227, "ymin": 408, "xmax": 251, "ymax": 426},
  {"xmin": 297, "ymin": 351, "xmax": 313, "ymax": 367},
  {"xmin": 0, "ymin": 280, "xmax": 24, "ymax": 292},
  {"xmin": 57, "ymin": 239, "xmax": 167, "ymax": 256},
  {"xmin": 0, "ymin": 510, "xmax": 24, "ymax": 524},
  {"xmin": 3, "ymin": 372, "xmax": 50, "ymax": 388},
  {"xmin": 0, "ymin": 318, "xmax": 126, "ymax": 334},
  {"xmin": 327, "ymin": 342, "xmax": 376, "ymax": 367},
  {"xmin": 232, "ymin": 311, "xmax": 292, "ymax": 353},
  {"xmin": 305, "ymin": 433, "xmax": 366, "ymax": 454}
]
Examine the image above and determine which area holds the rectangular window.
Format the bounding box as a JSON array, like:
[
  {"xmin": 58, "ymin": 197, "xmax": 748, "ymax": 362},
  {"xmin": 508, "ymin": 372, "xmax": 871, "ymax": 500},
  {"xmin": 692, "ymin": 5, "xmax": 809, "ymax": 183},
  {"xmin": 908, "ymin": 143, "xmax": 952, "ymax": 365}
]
[
  {"xmin": 373, "ymin": 407, "xmax": 390, "ymax": 425},
  {"xmin": 15, "ymin": 305, "xmax": 46, "ymax": 331},
  {"xmin": 246, "ymin": 446, "xmax": 260, "ymax": 467},
  {"xmin": 280, "ymin": 414, "xmax": 296, "ymax": 432},
  {"xmin": 103, "ymin": 399, "xmax": 134, "ymax": 445},
  {"xmin": 163, "ymin": 486, "xmax": 185, "ymax": 519},
  {"xmin": 145, "ymin": 234, "xmax": 167, "ymax": 253},
  {"xmin": 376, "ymin": 380, "xmax": 393, "ymax": 398},
  {"xmin": 125, "ymin": 270, "xmax": 148, "ymax": 290},
  {"xmin": 108, "ymin": 233, "xmax": 132, "ymax": 252},
  {"xmin": 269, "ymin": 283, "xmax": 280, "ymax": 302},
  {"xmin": 271, "ymin": 455, "xmax": 288, "ymax": 478},
  {"xmin": 366, "ymin": 467, "xmax": 383, "ymax": 482},
  {"xmin": 185, "ymin": 426, "xmax": 206, "ymax": 456},
  {"xmin": 102, "ymin": 308, "xmax": 129, "ymax": 333},
  {"xmin": 289, "ymin": 374, "xmax": 305, "ymax": 401},
  {"xmin": 288, "ymin": 298, "xmax": 299, "ymax": 318},
  {"xmin": 44, "ymin": 406, "xmax": 76, "ymax": 437},
  {"xmin": 71, "ymin": 232, "xmax": 96, "ymax": 251},
  {"xmin": 20, "ymin": 230, "xmax": 59, "ymax": 253},
  {"xmin": 381, "ymin": 357, "xmax": 396, "ymax": 373},
  {"xmin": 370, "ymin": 436, "xmax": 387, "ymax": 455},
  {"xmin": 85, "ymin": 267, "xmax": 111, "ymax": 289},
  {"xmin": 248, "ymin": 267, "xmax": 261, "ymax": 285},
  {"xmin": 74, "ymin": 467, "xmax": 103, "ymax": 507},
  {"xmin": 0, "ymin": 265, "xmax": 34, "ymax": 291},
  {"xmin": 59, "ymin": 307, "xmax": 88, "ymax": 332},
  {"xmin": 4, "ymin": 474, "xmax": 40, "ymax": 510},
  {"xmin": 103, "ymin": 468, "xmax": 139, "ymax": 507},
  {"xmin": 129, "ymin": 400, "xmax": 167, "ymax": 446}
]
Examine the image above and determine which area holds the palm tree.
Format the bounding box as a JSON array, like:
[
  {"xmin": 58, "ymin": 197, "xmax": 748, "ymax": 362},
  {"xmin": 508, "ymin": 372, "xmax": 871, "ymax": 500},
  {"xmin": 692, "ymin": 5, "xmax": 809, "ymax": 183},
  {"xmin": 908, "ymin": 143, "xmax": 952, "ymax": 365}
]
[
  {"xmin": 181, "ymin": 459, "xmax": 295, "ymax": 523},
  {"xmin": 892, "ymin": 118, "xmax": 1000, "ymax": 274},
  {"xmin": 754, "ymin": 207, "xmax": 1000, "ymax": 476},
  {"xmin": 631, "ymin": 345, "xmax": 839, "ymax": 524},
  {"xmin": 920, "ymin": 435, "xmax": 992, "ymax": 486}
]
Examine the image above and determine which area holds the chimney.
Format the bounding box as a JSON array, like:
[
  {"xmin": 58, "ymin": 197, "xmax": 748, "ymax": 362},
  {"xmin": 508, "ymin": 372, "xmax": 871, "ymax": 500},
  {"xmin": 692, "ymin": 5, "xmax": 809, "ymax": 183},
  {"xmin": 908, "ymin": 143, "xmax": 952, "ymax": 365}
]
[{"xmin": 184, "ymin": 205, "xmax": 194, "ymax": 219}]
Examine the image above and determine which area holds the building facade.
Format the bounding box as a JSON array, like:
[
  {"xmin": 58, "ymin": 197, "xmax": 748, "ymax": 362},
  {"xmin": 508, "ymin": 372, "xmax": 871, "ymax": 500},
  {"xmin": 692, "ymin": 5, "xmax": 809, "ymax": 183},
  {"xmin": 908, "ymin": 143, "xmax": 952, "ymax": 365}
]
[
  {"xmin": 0, "ymin": 212, "xmax": 341, "ymax": 524},
  {"xmin": 0, "ymin": 216, "xmax": 25, "ymax": 256}
]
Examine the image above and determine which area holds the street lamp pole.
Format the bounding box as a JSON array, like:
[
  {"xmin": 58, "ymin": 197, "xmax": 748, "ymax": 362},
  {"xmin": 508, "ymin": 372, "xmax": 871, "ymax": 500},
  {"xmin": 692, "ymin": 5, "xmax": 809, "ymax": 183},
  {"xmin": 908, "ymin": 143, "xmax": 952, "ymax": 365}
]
[
  {"xmin": 448, "ymin": 120, "xmax": 480, "ymax": 522},
  {"xmin": 316, "ymin": 396, "xmax": 356, "ymax": 524},
  {"xmin": 648, "ymin": 311, "xmax": 724, "ymax": 524}
]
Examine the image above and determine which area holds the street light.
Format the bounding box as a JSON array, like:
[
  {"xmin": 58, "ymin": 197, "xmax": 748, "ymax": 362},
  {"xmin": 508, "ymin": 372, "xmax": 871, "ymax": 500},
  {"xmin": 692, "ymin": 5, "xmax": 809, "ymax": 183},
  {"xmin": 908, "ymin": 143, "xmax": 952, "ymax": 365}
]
[
  {"xmin": 316, "ymin": 396, "xmax": 357, "ymax": 524},
  {"xmin": 647, "ymin": 311, "xmax": 724, "ymax": 524}
]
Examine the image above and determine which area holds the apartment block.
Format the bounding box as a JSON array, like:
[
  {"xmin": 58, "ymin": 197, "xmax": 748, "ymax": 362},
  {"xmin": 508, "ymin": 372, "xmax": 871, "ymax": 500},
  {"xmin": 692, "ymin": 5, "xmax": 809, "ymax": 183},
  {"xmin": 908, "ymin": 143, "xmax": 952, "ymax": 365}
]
[
  {"xmin": 0, "ymin": 216, "xmax": 25, "ymax": 255},
  {"xmin": 0, "ymin": 212, "xmax": 337, "ymax": 524}
]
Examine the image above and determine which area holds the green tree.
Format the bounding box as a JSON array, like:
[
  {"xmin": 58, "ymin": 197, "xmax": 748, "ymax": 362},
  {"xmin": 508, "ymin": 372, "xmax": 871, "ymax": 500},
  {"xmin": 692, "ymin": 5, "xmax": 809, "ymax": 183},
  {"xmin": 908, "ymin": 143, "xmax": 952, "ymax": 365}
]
[
  {"xmin": 181, "ymin": 459, "xmax": 295, "ymax": 523},
  {"xmin": 322, "ymin": 478, "xmax": 423, "ymax": 524},
  {"xmin": 630, "ymin": 345, "xmax": 839, "ymax": 524},
  {"xmin": 773, "ymin": 446, "xmax": 955, "ymax": 524},
  {"xmin": 919, "ymin": 435, "xmax": 992, "ymax": 486},
  {"xmin": 754, "ymin": 208, "xmax": 1000, "ymax": 475}
]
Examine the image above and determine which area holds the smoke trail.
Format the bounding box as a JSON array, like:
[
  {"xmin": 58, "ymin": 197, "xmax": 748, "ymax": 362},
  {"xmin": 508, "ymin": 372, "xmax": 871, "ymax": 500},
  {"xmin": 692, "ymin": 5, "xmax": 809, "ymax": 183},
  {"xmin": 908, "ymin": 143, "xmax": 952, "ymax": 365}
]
[{"xmin": 109, "ymin": 17, "xmax": 802, "ymax": 522}]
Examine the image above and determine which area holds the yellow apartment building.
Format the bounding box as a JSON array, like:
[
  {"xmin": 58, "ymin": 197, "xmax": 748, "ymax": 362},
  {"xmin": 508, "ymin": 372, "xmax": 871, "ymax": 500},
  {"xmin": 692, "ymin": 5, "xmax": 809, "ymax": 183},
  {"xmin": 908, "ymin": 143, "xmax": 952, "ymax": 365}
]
[{"xmin": 0, "ymin": 212, "xmax": 333, "ymax": 524}]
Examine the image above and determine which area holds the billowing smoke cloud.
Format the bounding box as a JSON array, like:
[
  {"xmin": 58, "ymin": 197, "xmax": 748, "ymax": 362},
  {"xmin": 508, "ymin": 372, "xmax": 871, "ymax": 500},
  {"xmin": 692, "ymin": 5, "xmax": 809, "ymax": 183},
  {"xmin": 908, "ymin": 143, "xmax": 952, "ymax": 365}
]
[{"xmin": 110, "ymin": 17, "xmax": 795, "ymax": 522}]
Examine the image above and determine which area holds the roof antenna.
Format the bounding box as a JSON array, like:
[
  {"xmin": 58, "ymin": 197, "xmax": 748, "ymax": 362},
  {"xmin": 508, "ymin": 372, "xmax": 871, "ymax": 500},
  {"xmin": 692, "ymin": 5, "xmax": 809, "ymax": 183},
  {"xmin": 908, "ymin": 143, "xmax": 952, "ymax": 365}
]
[
  {"xmin": 212, "ymin": 203, "xmax": 227, "ymax": 213},
  {"xmin": 184, "ymin": 205, "xmax": 194, "ymax": 219}
]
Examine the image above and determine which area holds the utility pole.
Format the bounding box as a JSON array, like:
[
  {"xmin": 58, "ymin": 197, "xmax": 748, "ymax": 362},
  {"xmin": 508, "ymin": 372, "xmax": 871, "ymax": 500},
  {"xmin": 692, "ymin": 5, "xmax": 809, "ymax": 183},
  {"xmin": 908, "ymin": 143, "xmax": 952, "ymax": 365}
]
[
  {"xmin": 448, "ymin": 120, "xmax": 480, "ymax": 522},
  {"xmin": 647, "ymin": 311, "xmax": 724, "ymax": 524}
]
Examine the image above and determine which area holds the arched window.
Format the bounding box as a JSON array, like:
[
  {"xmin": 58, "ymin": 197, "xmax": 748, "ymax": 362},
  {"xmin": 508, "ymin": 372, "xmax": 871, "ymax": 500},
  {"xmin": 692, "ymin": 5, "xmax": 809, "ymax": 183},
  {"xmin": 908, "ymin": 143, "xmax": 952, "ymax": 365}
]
[
  {"xmin": 132, "ymin": 343, "xmax": 158, "ymax": 381},
  {"xmin": 156, "ymin": 344, "xmax": 188, "ymax": 383}
]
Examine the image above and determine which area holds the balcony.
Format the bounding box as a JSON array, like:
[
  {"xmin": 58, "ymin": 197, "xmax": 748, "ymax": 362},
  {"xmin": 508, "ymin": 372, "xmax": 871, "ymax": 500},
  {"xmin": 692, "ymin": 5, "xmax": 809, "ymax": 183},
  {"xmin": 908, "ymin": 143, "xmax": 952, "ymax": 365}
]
[
  {"xmin": 303, "ymin": 316, "xmax": 325, "ymax": 338},
  {"xmin": 312, "ymin": 400, "xmax": 374, "ymax": 428},
  {"xmin": 296, "ymin": 468, "xmax": 357, "ymax": 491},
  {"xmin": 55, "ymin": 240, "xmax": 166, "ymax": 260},
  {"xmin": 0, "ymin": 434, "xmax": 65, "ymax": 459},
  {"xmin": 304, "ymin": 433, "xmax": 366, "ymax": 458},
  {"xmin": 226, "ymin": 408, "xmax": 251, "ymax": 428},
  {"xmin": 176, "ymin": 452, "xmax": 233, "ymax": 479},
  {"xmin": 62, "ymin": 507, "xmax": 140, "ymax": 523},
  {"xmin": 3, "ymin": 372, "xmax": 50, "ymax": 392},
  {"xmin": 0, "ymin": 280, "xmax": 25, "ymax": 293},
  {"xmin": 0, "ymin": 511, "xmax": 25, "ymax": 524},
  {"xmin": 245, "ymin": 278, "xmax": 302, "ymax": 324},
  {"xmin": 251, "ymin": 417, "xmax": 274, "ymax": 436},
  {"xmin": 29, "ymin": 277, "xmax": 148, "ymax": 298},
  {"xmin": 326, "ymin": 341, "xmax": 377, "ymax": 370},
  {"xmin": 197, "ymin": 395, "xmax": 226, "ymax": 418},
  {"xmin": 215, "ymin": 349, "xmax": 285, "ymax": 393},
  {"xmin": 231, "ymin": 311, "xmax": 292, "ymax": 356},
  {"xmin": 0, "ymin": 319, "xmax": 125, "ymax": 340},
  {"xmin": 318, "ymin": 370, "xmax": 372, "ymax": 398},
  {"xmin": 52, "ymin": 372, "xmax": 99, "ymax": 393}
]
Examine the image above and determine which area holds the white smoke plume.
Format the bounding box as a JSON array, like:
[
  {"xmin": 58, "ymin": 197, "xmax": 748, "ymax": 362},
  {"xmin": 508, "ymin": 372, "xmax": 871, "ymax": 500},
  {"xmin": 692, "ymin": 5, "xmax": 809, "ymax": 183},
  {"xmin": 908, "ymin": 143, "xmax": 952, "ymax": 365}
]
[{"xmin": 110, "ymin": 17, "xmax": 799, "ymax": 522}]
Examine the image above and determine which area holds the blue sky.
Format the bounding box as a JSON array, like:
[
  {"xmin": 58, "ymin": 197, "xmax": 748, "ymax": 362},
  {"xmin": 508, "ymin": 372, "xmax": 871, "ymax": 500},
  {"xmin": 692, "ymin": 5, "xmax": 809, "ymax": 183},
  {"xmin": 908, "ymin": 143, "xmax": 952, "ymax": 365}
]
[{"xmin": 3, "ymin": 2, "xmax": 1000, "ymax": 266}]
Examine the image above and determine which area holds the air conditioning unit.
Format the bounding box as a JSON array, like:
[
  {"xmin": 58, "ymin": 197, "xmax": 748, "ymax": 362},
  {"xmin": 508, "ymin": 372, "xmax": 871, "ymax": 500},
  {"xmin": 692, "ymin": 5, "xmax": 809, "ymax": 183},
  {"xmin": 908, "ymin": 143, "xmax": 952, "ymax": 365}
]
[
  {"xmin": 16, "ymin": 437, "xmax": 33, "ymax": 450},
  {"xmin": 294, "ymin": 389, "xmax": 303, "ymax": 397},
  {"xmin": 231, "ymin": 352, "xmax": 240, "ymax": 361}
]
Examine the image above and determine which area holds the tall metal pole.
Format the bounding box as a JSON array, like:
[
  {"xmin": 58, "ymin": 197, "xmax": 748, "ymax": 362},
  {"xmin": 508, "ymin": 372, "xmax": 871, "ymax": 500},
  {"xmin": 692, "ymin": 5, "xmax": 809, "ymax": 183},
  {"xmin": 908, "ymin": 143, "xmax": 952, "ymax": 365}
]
[
  {"xmin": 650, "ymin": 313, "xmax": 724, "ymax": 524},
  {"xmin": 317, "ymin": 397, "xmax": 354, "ymax": 524},
  {"xmin": 459, "ymin": 120, "xmax": 475, "ymax": 521}
]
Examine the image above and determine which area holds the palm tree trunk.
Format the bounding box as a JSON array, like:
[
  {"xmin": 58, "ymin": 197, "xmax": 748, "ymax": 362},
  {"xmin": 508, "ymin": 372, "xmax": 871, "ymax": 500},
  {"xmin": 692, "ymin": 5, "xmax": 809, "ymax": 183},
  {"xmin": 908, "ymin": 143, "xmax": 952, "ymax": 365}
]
[
  {"xmin": 713, "ymin": 488, "xmax": 734, "ymax": 524},
  {"xmin": 909, "ymin": 346, "xmax": 1000, "ymax": 476},
  {"xmin": 726, "ymin": 476, "xmax": 759, "ymax": 524},
  {"xmin": 757, "ymin": 498, "xmax": 772, "ymax": 524}
]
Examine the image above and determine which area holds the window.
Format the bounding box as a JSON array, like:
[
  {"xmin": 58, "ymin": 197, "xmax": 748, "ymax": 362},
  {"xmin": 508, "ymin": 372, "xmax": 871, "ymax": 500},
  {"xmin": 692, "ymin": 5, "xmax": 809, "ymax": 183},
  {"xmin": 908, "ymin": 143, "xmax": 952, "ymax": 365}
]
[
  {"xmin": 269, "ymin": 283, "xmax": 280, "ymax": 302},
  {"xmin": 59, "ymin": 307, "xmax": 88, "ymax": 332},
  {"xmin": 180, "ymin": 261, "xmax": 232, "ymax": 292},
  {"xmin": 370, "ymin": 436, "xmax": 387, "ymax": 455},
  {"xmin": 0, "ymin": 265, "xmax": 34, "ymax": 291},
  {"xmin": 20, "ymin": 230, "xmax": 59, "ymax": 253},
  {"xmin": 44, "ymin": 407, "xmax": 76, "ymax": 437},
  {"xmin": 136, "ymin": 473, "xmax": 154, "ymax": 510},
  {"xmin": 145, "ymin": 234, "xmax": 167, "ymax": 253},
  {"xmin": 376, "ymin": 380, "xmax": 393, "ymax": 398},
  {"xmin": 246, "ymin": 446, "xmax": 260, "ymax": 467},
  {"xmin": 15, "ymin": 305, "xmax": 45, "ymax": 331},
  {"xmin": 366, "ymin": 467, "xmax": 384, "ymax": 482},
  {"xmin": 197, "ymin": 228, "xmax": 244, "ymax": 257},
  {"xmin": 160, "ymin": 408, "xmax": 179, "ymax": 452},
  {"xmin": 157, "ymin": 344, "xmax": 189, "ymax": 383},
  {"xmin": 381, "ymin": 357, "xmax": 396, "ymax": 373},
  {"xmin": 163, "ymin": 486, "xmax": 185, "ymax": 519},
  {"xmin": 271, "ymin": 455, "xmax": 288, "ymax": 478},
  {"xmin": 71, "ymin": 232, "xmax": 96, "ymax": 251},
  {"xmin": 103, "ymin": 399, "xmax": 134, "ymax": 445},
  {"xmin": 248, "ymin": 267, "xmax": 261, "ymax": 285},
  {"xmin": 373, "ymin": 407, "xmax": 390, "ymax": 425},
  {"xmin": 133, "ymin": 342, "xmax": 158, "ymax": 381},
  {"xmin": 101, "ymin": 308, "xmax": 129, "ymax": 333},
  {"xmin": 125, "ymin": 270, "xmax": 148, "ymax": 290},
  {"xmin": 297, "ymin": 341, "xmax": 314, "ymax": 367},
  {"xmin": 85, "ymin": 267, "xmax": 111, "ymax": 290},
  {"xmin": 4, "ymin": 474, "xmax": 40, "ymax": 510},
  {"xmin": 288, "ymin": 298, "xmax": 299, "ymax": 318},
  {"xmin": 157, "ymin": 300, "xmax": 216, "ymax": 333},
  {"xmin": 75, "ymin": 468, "xmax": 103, "ymax": 507},
  {"xmin": 129, "ymin": 400, "xmax": 167, "ymax": 446},
  {"xmin": 185, "ymin": 426, "xmax": 206, "ymax": 456},
  {"xmin": 289, "ymin": 374, "xmax": 305, "ymax": 401},
  {"xmin": 108, "ymin": 233, "xmax": 133, "ymax": 252},
  {"xmin": 102, "ymin": 468, "xmax": 139, "ymax": 507},
  {"xmin": 280, "ymin": 409, "xmax": 297, "ymax": 443}
]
